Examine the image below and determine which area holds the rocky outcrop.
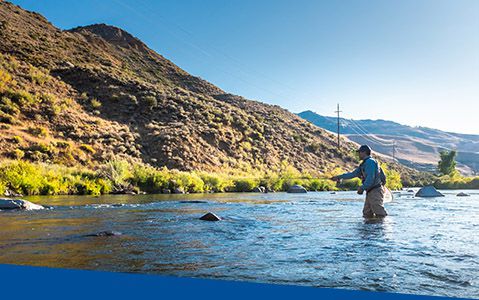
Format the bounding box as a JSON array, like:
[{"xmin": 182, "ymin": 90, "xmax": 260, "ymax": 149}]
[
  {"xmin": 199, "ymin": 212, "xmax": 221, "ymax": 221},
  {"xmin": 287, "ymin": 184, "xmax": 307, "ymax": 193},
  {"xmin": 0, "ymin": 199, "xmax": 44, "ymax": 210},
  {"xmin": 415, "ymin": 186, "xmax": 444, "ymax": 198}
]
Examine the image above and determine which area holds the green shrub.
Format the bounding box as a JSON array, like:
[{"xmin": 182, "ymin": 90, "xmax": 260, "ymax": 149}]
[
  {"xmin": 170, "ymin": 171, "xmax": 205, "ymax": 193},
  {"xmin": 90, "ymin": 98, "xmax": 101, "ymax": 109},
  {"xmin": 0, "ymin": 96, "xmax": 19, "ymax": 115},
  {"xmin": 434, "ymin": 174, "xmax": 479, "ymax": 189},
  {"xmin": 0, "ymin": 160, "xmax": 44, "ymax": 195},
  {"xmin": 98, "ymin": 160, "xmax": 132, "ymax": 192},
  {"xmin": 382, "ymin": 163, "xmax": 403, "ymax": 190},
  {"xmin": 80, "ymin": 144, "xmax": 95, "ymax": 154},
  {"xmin": 0, "ymin": 112, "xmax": 15, "ymax": 124},
  {"xmin": 12, "ymin": 135, "xmax": 23, "ymax": 144},
  {"xmin": 232, "ymin": 177, "xmax": 258, "ymax": 192},
  {"xmin": 306, "ymin": 178, "xmax": 337, "ymax": 191},
  {"xmin": 29, "ymin": 66, "xmax": 49, "ymax": 86},
  {"xmin": 131, "ymin": 165, "xmax": 169, "ymax": 193},
  {"xmin": 338, "ymin": 178, "xmax": 362, "ymax": 190},
  {"xmin": 27, "ymin": 142, "xmax": 54, "ymax": 155},
  {"xmin": 10, "ymin": 149, "xmax": 25, "ymax": 159},
  {"xmin": 0, "ymin": 69, "xmax": 13, "ymax": 92},
  {"xmin": 7, "ymin": 89, "xmax": 36, "ymax": 106},
  {"xmin": 143, "ymin": 95, "xmax": 158, "ymax": 108},
  {"xmin": 27, "ymin": 126, "xmax": 49, "ymax": 138},
  {"xmin": 0, "ymin": 180, "xmax": 5, "ymax": 195},
  {"xmin": 199, "ymin": 173, "xmax": 234, "ymax": 192},
  {"xmin": 55, "ymin": 141, "xmax": 71, "ymax": 149}
]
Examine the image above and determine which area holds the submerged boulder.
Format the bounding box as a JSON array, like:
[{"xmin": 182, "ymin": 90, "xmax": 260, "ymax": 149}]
[
  {"xmin": 0, "ymin": 198, "xmax": 44, "ymax": 210},
  {"xmin": 85, "ymin": 231, "xmax": 123, "ymax": 237},
  {"xmin": 287, "ymin": 184, "xmax": 307, "ymax": 193},
  {"xmin": 456, "ymin": 192, "xmax": 470, "ymax": 197},
  {"xmin": 199, "ymin": 212, "xmax": 221, "ymax": 221},
  {"xmin": 415, "ymin": 186, "xmax": 444, "ymax": 198}
]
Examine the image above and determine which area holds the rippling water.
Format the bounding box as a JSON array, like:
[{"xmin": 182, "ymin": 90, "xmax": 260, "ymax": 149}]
[{"xmin": 0, "ymin": 190, "xmax": 478, "ymax": 298}]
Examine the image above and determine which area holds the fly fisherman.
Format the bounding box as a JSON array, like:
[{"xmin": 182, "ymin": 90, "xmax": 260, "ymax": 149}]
[{"xmin": 331, "ymin": 145, "xmax": 388, "ymax": 218}]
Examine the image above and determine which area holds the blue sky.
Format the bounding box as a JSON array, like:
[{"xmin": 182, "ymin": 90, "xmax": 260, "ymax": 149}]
[{"xmin": 12, "ymin": 0, "xmax": 479, "ymax": 134}]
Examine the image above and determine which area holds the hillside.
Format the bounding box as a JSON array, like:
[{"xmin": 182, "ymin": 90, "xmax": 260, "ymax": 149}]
[
  {"xmin": 298, "ymin": 110, "xmax": 479, "ymax": 175},
  {"xmin": 0, "ymin": 1, "xmax": 430, "ymax": 189},
  {"xmin": 0, "ymin": 1, "xmax": 364, "ymax": 176}
]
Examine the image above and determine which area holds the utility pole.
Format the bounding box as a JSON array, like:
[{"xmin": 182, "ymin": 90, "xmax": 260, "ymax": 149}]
[{"xmin": 334, "ymin": 103, "xmax": 342, "ymax": 150}]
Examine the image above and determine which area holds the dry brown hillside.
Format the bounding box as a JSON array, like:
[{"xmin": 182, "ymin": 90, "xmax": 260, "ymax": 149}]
[{"xmin": 0, "ymin": 1, "xmax": 425, "ymax": 183}]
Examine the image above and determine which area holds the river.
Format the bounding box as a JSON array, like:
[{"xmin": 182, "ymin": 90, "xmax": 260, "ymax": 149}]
[{"xmin": 0, "ymin": 190, "xmax": 478, "ymax": 298}]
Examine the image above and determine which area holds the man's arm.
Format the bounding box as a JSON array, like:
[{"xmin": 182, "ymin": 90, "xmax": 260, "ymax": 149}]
[
  {"xmin": 360, "ymin": 160, "xmax": 376, "ymax": 191},
  {"xmin": 334, "ymin": 167, "xmax": 361, "ymax": 180}
]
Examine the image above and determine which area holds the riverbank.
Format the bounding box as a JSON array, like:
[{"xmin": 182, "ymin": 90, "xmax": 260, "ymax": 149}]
[
  {"xmin": 1, "ymin": 159, "xmax": 475, "ymax": 197},
  {"xmin": 0, "ymin": 159, "xmax": 338, "ymax": 196},
  {"xmin": 0, "ymin": 159, "xmax": 407, "ymax": 196}
]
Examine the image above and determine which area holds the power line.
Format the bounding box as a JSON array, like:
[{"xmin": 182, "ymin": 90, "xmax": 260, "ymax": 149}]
[
  {"xmin": 347, "ymin": 120, "xmax": 395, "ymax": 146},
  {"xmin": 112, "ymin": 0, "xmax": 321, "ymax": 105},
  {"xmin": 347, "ymin": 125, "xmax": 394, "ymax": 147},
  {"xmin": 348, "ymin": 118, "xmax": 395, "ymax": 145}
]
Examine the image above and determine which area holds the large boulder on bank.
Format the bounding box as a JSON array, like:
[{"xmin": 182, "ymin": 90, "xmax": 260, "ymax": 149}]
[
  {"xmin": 287, "ymin": 184, "xmax": 307, "ymax": 193},
  {"xmin": 0, "ymin": 198, "xmax": 44, "ymax": 210},
  {"xmin": 199, "ymin": 212, "xmax": 221, "ymax": 221},
  {"xmin": 415, "ymin": 186, "xmax": 444, "ymax": 198}
]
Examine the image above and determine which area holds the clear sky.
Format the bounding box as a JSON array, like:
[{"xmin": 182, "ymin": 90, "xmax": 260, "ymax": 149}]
[{"xmin": 11, "ymin": 0, "xmax": 479, "ymax": 134}]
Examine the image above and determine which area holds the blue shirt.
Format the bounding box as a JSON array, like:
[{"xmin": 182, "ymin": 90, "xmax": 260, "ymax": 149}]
[{"xmin": 338, "ymin": 156, "xmax": 385, "ymax": 191}]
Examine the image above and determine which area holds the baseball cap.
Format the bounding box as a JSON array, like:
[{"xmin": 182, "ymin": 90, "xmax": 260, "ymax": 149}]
[{"xmin": 357, "ymin": 145, "xmax": 372, "ymax": 153}]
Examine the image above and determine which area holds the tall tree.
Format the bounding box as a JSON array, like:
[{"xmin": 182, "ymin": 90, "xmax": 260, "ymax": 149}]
[{"xmin": 438, "ymin": 150, "xmax": 457, "ymax": 176}]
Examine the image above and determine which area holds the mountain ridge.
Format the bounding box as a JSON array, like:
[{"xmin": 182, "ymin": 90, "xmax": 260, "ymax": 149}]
[{"xmin": 298, "ymin": 110, "xmax": 479, "ymax": 175}]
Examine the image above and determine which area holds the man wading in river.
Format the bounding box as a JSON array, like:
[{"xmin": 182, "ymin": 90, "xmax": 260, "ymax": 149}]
[{"xmin": 331, "ymin": 145, "xmax": 388, "ymax": 218}]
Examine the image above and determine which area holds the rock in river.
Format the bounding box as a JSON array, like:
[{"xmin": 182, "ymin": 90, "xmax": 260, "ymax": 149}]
[
  {"xmin": 0, "ymin": 198, "xmax": 44, "ymax": 210},
  {"xmin": 287, "ymin": 184, "xmax": 307, "ymax": 193},
  {"xmin": 85, "ymin": 231, "xmax": 123, "ymax": 237},
  {"xmin": 199, "ymin": 212, "xmax": 221, "ymax": 221},
  {"xmin": 415, "ymin": 186, "xmax": 444, "ymax": 198},
  {"xmin": 456, "ymin": 192, "xmax": 470, "ymax": 197},
  {"xmin": 252, "ymin": 186, "xmax": 266, "ymax": 193}
]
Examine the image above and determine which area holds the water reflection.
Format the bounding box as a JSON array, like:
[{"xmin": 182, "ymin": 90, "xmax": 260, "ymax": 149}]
[{"xmin": 0, "ymin": 191, "xmax": 478, "ymax": 298}]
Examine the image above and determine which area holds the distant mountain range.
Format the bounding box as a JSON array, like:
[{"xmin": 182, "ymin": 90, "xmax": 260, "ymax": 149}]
[{"xmin": 298, "ymin": 110, "xmax": 479, "ymax": 175}]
